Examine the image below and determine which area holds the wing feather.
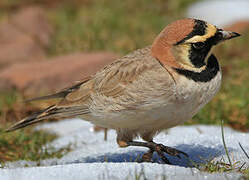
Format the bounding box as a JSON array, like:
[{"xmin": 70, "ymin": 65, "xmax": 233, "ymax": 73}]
[{"xmin": 7, "ymin": 47, "xmax": 175, "ymax": 131}]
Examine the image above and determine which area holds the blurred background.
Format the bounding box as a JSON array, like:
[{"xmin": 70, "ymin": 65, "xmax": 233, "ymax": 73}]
[{"xmin": 0, "ymin": 0, "xmax": 248, "ymax": 162}]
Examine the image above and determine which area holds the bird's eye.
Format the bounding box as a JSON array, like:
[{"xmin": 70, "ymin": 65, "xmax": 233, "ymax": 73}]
[{"xmin": 192, "ymin": 42, "xmax": 205, "ymax": 50}]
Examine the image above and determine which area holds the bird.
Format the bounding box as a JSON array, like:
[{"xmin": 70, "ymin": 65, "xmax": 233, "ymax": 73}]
[{"xmin": 6, "ymin": 18, "xmax": 240, "ymax": 164}]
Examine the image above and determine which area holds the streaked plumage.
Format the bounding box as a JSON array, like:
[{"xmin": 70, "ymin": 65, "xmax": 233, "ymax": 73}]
[{"xmin": 7, "ymin": 18, "xmax": 240, "ymax": 163}]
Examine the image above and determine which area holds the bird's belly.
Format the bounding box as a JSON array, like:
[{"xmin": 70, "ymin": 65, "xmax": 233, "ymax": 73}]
[
  {"xmin": 83, "ymin": 99, "xmax": 196, "ymax": 130},
  {"xmin": 82, "ymin": 72, "xmax": 222, "ymax": 131}
]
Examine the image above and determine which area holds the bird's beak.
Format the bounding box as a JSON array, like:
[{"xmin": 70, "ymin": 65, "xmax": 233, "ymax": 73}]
[{"xmin": 219, "ymin": 30, "xmax": 241, "ymax": 41}]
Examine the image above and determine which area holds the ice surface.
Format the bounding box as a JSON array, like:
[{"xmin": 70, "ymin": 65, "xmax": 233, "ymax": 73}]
[
  {"xmin": 0, "ymin": 119, "xmax": 248, "ymax": 180},
  {"xmin": 187, "ymin": 0, "xmax": 249, "ymax": 27}
]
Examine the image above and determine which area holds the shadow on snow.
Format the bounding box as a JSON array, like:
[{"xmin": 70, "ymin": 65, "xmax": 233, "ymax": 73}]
[{"xmin": 67, "ymin": 143, "xmax": 230, "ymax": 167}]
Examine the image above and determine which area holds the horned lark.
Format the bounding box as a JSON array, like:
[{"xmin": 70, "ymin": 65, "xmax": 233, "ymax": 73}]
[{"xmin": 7, "ymin": 19, "xmax": 240, "ymax": 164}]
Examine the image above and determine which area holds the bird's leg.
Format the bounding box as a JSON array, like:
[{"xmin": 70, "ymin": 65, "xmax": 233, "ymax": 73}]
[
  {"xmin": 126, "ymin": 141, "xmax": 188, "ymax": 164},
  {"xmin": 141, "ymin": 148, "xmax": 154, "ymax": 162}
]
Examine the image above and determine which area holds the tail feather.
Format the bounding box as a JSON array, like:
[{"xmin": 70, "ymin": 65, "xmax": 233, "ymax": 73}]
[
  {"xmin": 5, "ymin": 105, "xmax": 89, "ymax": 132},
  {"xmin": 24, "ymin": 80, "xmax": 87, "ymax": 103}
]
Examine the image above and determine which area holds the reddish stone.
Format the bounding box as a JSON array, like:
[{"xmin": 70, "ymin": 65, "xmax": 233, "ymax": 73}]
[
  {"xmin": 0, "ymin": 21, "xmax": 45, "ymax": 68},
  {"xmin": 0, "ymin": 53, "xmax": 118, "ymax": 95},
  {"xmin": 0, "ymin": 6, "xmax": 53, "ymax": 68},
  {"xmin": 9, "ymin": 6, "xmax": 53, "ymax": 47}
]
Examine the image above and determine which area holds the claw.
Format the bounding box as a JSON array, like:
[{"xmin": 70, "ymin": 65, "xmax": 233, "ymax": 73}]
[
  {"xmin": 160, "ymin": 145, "xmax": 189, "ymax": 158},
  {"xmin": 142, "ymin": 150, "xmax": 153, "ymax": 162},
  {"xmin": 156, "ymin": 148, "xmax": 171, "ymax": 164},
  {"xmin": 126, "ymin": 140, "xmax": 188, "ymax": 164}
]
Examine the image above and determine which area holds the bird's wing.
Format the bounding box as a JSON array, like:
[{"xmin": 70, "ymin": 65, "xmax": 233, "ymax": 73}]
[
  {"xmin": 6, "ymin": 47, "xmax": 175, "ymax": 132},
  {"xmin": 65, "ymin": 47, "xmax": 176, "ymax": 111},
  {"xmin": 25, "ymin": 77, "xmax": 91, "ymax": 102},
  {"xmin": 62, "ymin": 47, "xmax": 176, "ymax": 109}
]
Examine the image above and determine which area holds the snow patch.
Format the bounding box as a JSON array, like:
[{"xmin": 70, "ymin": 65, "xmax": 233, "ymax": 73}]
[{"xmin": 1, "ymin": 119, "xmax": 248, "ymax": 180}]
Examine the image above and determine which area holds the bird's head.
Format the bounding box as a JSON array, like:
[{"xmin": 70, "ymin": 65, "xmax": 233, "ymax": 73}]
[{"xmin": 151, "ymin": 18, "xmax": 240, "ymax": 72}]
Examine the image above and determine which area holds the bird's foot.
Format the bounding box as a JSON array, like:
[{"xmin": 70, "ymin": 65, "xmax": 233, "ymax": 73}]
[
  {"xmin": 141, "ymin": 149, "xmax": 154, "ymax": 162},
  {"xmin": 127, "ymin": 141, "xmax": 188, "ymax": 164}
]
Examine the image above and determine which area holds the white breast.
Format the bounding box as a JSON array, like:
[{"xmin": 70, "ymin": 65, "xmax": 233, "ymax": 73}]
[
  {"xmin": 136, "ymin": 70, "xmax": 222, "ymax": 131},
  {"xmin": 172, "ymin": 71, "xmax": 222, "ymax": 123}
]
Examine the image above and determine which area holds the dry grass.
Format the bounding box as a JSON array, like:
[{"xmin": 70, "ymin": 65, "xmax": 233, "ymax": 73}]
[{"xmin": 0, "ymin": 127, "xmax": 71, "ymax": 166}]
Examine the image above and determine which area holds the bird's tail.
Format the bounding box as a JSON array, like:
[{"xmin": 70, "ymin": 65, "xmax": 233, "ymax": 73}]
[{"xmin": 5, "ymin": 105, "xmax": 89, "ymax": 132}]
